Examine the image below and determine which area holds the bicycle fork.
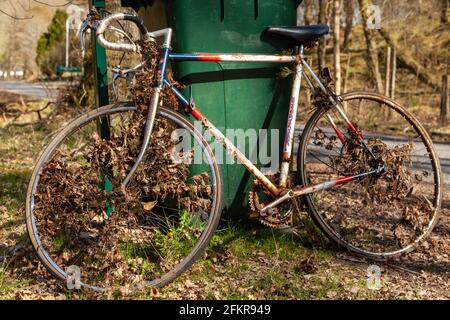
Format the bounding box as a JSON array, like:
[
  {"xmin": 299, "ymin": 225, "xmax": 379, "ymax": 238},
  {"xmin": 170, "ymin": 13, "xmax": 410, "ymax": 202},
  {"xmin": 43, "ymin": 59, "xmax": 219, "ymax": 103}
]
[
  {"xmin": 120, "ymin": 47, "xmax": 170, "ymax": 190},
  {"xmin": 120, "ymin": 87, "xmax": 161, "ymax": 189}
]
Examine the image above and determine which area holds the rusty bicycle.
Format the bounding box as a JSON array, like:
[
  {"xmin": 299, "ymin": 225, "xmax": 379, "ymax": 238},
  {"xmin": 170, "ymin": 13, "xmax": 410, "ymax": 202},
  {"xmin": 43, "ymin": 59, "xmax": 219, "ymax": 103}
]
[{"xmin": 25, "ymin": 12, "xmax": 442, "ymax": 291}]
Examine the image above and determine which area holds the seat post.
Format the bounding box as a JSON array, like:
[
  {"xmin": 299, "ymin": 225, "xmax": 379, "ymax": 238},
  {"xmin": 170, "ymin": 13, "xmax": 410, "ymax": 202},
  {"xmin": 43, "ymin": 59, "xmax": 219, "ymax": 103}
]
[
  {"xmin": 279, "ymin": 44, "xmax": 304, "ymax": 188},
  {"xmin": 293, "ymin": 45, "xmax": 304, "ymax": 57}
]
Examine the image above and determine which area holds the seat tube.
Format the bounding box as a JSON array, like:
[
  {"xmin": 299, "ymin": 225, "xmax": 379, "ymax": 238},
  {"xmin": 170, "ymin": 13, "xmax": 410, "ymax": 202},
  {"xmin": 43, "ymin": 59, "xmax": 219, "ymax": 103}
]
[{"xmin": 279, "ymin": 46, "xmax": 304, "ymax": 188}]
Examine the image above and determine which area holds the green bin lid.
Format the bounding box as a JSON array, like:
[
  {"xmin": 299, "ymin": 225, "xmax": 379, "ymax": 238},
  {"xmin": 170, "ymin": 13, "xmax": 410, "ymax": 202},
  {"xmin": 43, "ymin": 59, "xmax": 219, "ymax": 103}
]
[
  {"xmin": 121, "ymin": 0, "xmax": 155, "ymax": 11},
  {"xmin": 121, "ymin": 0, "xmax": 303, "ymax": 11}
]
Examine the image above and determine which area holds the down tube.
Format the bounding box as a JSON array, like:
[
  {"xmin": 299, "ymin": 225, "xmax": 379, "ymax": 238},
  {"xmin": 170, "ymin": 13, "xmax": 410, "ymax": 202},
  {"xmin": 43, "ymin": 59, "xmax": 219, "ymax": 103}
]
[
  {"xmin": 163, "ymin": 78, "xmax": 281, "ymax": 196},
  {"xmin": 279, "ymin": 62, "xmax": 303, "ymax": 187}
]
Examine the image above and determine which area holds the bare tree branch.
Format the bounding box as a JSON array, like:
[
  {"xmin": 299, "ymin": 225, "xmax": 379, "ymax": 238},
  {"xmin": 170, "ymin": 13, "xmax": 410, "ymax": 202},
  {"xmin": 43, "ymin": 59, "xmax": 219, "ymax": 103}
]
[
  {"xmin": 0, "ymin": 0, "xmax": 33, "ymax": 19},
  {"xmin": 0, "ymin": 0, "xmax": 75, "ymax": 20},
  {"xmin": 32, "ymin": 0, "xmax": 74, "ymax": 7},
  {"xmin": 0, "ymin": 8, "xmax": 33, "ymax": 20}
]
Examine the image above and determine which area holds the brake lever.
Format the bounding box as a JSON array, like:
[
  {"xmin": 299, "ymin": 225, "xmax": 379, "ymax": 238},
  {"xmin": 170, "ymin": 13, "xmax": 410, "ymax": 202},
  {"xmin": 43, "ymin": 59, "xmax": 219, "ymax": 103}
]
[
  {"xmin": 79, "ymin": 19, "xmax": 89, "ymax": 59},
  {"xmin": 79, "ymin": 10, "xmax": 101, "ymax": 58},
  {"xmin": 111, "ymin": 67, "xmax": 137, "ymax": 100}
]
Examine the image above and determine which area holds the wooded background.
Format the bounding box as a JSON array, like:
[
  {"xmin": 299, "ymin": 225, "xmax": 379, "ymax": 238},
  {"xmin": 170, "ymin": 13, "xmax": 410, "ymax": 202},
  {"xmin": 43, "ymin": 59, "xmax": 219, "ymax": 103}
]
[
  {"xmin": 0, "ymin": 0, "xmax": 449, "ymax": 131},
  {"xmin": 298, "ymin": 0, "xmax": 449, "ymax": 132}
]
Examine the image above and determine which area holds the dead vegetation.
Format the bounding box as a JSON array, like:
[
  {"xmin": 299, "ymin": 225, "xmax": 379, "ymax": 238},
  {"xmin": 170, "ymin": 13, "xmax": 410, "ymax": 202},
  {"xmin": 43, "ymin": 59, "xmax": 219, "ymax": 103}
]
[
  {"xmin": 0, "ymin": 87, "xmax": 447, "ymax": 298},
  {"xmin": 24, "ymin": 40, "xmax": 214, "ymax": 289},
  {"xmin": 308, "ymin": 112, "xmax": 438, "ymax": 254}
]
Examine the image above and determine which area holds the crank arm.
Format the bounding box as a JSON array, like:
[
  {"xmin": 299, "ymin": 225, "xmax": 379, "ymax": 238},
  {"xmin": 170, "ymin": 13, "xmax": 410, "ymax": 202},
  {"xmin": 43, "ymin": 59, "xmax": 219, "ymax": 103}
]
[{"xmin": 259, "ymin": 190, "xmax": 295, "ymax": 216}]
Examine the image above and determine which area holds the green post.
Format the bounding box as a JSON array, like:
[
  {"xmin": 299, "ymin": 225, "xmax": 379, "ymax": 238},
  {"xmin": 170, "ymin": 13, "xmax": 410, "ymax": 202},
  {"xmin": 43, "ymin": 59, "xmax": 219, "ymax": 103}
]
[
  {"xmin": 89, "ymin": 0, "xmax": 110, "ymax": 139},
  {"xmin": 89, "ymin": 0, "xmax": 113, "ymax": 216}
]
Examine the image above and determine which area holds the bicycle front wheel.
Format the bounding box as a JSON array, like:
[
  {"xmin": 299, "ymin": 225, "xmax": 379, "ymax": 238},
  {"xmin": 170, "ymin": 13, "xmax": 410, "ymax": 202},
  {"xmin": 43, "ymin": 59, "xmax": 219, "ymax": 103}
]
[
  {"xmin": 297, "ymin": 92, "xmax": 442, "ymax": 260},
  {"xmin": 26, "ymin": 102, "xmax": 223, "ymax": 291}
]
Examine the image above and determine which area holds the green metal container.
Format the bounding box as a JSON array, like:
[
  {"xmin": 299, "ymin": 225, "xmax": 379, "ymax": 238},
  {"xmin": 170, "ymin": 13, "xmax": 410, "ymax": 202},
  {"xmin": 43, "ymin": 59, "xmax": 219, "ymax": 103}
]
[
  {"xmin": 167, "ymin": 0, "xmax": 299, "ymax": 216},
  {"xmin": 124, "ymin": 0, "xmax": 301, "ymax": 216}
]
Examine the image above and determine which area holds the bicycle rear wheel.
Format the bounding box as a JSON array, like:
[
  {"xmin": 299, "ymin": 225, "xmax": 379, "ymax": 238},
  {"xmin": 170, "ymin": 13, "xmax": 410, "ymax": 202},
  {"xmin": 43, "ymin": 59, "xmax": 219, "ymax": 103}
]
[
  {"xmin": 297, "ymin": 92, "xmax": 442, "ymax": 260},
  {"xmin": 26, "ymin": 102, "xmax": 223, "ymax": 291}
]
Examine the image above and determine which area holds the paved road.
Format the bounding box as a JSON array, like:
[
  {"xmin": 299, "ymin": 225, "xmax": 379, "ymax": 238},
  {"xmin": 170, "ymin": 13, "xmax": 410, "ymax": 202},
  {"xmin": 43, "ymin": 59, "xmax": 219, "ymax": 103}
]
[
  {"xmin": 0, "ymin": 80, "xmax": 63, "ymax": 101},
  {"xmin": 430, "ymin": 142, "xmax": 450, "ymax": 184}
]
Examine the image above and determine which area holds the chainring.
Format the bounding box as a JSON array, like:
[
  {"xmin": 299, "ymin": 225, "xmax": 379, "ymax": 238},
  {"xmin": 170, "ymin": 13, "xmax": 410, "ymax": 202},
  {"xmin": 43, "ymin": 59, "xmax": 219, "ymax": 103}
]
[{"xmin": 249, "ymin": 179, "xmax": 293, "ymax": 229}]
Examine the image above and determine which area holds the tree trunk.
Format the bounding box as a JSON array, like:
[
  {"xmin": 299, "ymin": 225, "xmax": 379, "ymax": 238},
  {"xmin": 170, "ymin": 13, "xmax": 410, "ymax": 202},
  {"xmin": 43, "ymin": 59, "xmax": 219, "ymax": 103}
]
[
  {"xmin": 342, "ymin": 52, "xmax": 352, "ymax": 111},
  {"xmin": 304, "ymin": 0, "xmax": 314, "ymax": 25},
  {"xmin": 333, "ymin": 0, "xmax": 341, "ymax": 95},
  {"xmin": 318, "ymin": 0, "xmax": 328, "ymax": 71},
  {"xmin": 343, "ymin": 0, "xmax": 356, "ymax": 50},
  {"xmin": 343, "ymin": 53, "xmax": 352, "ymax": 93},
  {"xmin": 358, "ymin": 0, "xmax": 384, "ymax": 93},
  {"xmin": 441, "ymin": 74, "xmax": 449, "ymax": 125},
  {"xmin": 385, "ymin": 46, "xmax": 391, "ymax": 97},
  {"xmin": 390, "ymin": 47, "xmax": 397, "ymax": 99},
  {"xmin": 442, "ymin": 0, "xmax": 449, "ymax": 24},
  {"xmin": 378, "ymin": 28, "xmax": 441, "ymax": 91}
]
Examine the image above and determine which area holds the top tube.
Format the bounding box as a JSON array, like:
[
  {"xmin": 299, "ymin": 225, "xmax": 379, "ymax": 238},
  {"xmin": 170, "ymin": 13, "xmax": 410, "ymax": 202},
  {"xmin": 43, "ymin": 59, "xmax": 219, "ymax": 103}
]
[{"xmin": 169, "ymin": 53, "xmax": 297, "ymax": 63}]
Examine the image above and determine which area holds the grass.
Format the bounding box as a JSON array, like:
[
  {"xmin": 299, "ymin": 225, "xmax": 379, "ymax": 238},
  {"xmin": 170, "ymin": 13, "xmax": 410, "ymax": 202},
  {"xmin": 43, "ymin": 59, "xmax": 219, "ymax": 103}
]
[
  {"xmin": 0, "ymin": 259, "xmax": 27, "ymax": 299},
  {"xmin": 0, "ymin": 114, "xmax": 356, "ymax": 299},
  {"xmin": 152, "ymin": 211, "xmax": 207, "ymax": 258},
  {"xmin": 0, "ymin": 260, "xmax": 14, "ymax": 297},
  {"xmin": 0, "ymin": 124, "xmax": 41, "ymax": 206},
  {"xmin": 0, "ymin": 93, "xmax": 448, "ymax": 300},
  {"xmin": 148, "ymin": 220, "xmax": 347, "ymax": 300}
]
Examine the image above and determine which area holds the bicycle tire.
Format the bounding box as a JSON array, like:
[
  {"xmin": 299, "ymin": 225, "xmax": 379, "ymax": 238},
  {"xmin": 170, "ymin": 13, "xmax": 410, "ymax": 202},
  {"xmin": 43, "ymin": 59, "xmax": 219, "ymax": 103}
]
[
  {"xmin": 297, "ymin": 91, "xmax": 442, "ymax": 260},
  {"xmin": 25, "ymin": 102, "xmax": 224, "ymax": 290}
]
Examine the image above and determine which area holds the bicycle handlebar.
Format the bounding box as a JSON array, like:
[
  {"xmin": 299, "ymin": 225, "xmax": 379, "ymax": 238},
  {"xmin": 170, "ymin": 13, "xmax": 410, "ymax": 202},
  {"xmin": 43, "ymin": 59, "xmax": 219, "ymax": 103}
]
[{"xmin": 96, "ymin": 13, "xmax": 151, "ymax": 53}]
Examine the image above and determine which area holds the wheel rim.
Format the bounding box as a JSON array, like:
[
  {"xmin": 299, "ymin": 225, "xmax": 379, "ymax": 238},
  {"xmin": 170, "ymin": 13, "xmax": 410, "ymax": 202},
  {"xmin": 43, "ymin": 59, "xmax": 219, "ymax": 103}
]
[
  {"xmin": 27, "ymin": 105, "xmax": 222, "ymax": 290},
  {"xmin": 299, "ymin": 93, "xmax": 441, "ymax": 258}
]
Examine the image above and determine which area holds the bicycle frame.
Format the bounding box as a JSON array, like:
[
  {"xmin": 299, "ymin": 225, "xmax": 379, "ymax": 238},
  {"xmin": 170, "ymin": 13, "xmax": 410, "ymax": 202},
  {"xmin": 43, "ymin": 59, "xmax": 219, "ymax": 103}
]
[
  {"xmin": 121, "ymin": 28, "xmax": 384, "ymax": 206},
  {"xmin": 166, "ymin": 51, "xmax": 302, "ymax": 195}
]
